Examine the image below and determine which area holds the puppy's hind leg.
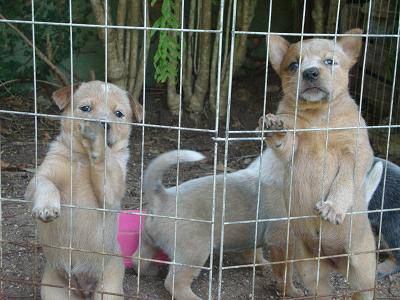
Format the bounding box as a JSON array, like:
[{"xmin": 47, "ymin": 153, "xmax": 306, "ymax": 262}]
[
  {"xmin": 164, "ymin": 247, "xmax": 209, "ymax": 300},
  {"xmin": 377, "ymin": 258, "xmax": 399, "ymax": 278},
  {"xmin": 377, "ymin": 221, "xmax": 400, "ymax": 277},
  {"xmin": 40, "ymin": 264, "xmax": 80, "ymax": 300},
  {"xmin": 132, "ymin": 236, "xmax": 161, "ymax": 276},
  {"xmin": 164, "ymin": 266, "xmax": 204, "ymax": 300},
  {"xmin": 336, "ymin": 251, "xmax": 375, "ymax": 300},
  {"xmin": 269, "ymin": 244, "xmax": 304, "ymax": 298},
  {"xmin": 94, "ymin": 256, "xmax": 125, "ymax": 300},
  {"xmin": 233, "ymin": 248, "xmax": 268, "ymax": 276},
  {"xmin": 296, "ymin": 257, "xmax": 334, "ymax": 298},
  {"xmin": 339, "ymin": 221, "xmax": 375, "ymax": 300}
]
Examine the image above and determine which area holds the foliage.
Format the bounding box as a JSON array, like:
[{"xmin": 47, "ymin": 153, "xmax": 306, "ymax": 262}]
[
  {"xmin": 385, "ymin": 44, "xmax": 400, "ymax": 83},
  {"xmin": 151, "ymin": 0, "xmax": 181, "ymax": 84},
  {"xmin": 0, "ymin": 0, "xmax": 92, "ymax": 86}
]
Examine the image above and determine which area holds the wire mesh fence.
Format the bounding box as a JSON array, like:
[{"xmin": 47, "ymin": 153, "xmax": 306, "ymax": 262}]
[{"xmin": 1, "ymin": 0, "xmax": 400, "ymax": 299}]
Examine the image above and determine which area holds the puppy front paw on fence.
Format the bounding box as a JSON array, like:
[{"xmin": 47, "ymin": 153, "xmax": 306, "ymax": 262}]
[
  {"xmin": 32, "ymin": 204, "xmax": 60, "ymax": 223},
  {"xmin": 80, "ymin": 121, "xmax": 106, "ymax": 162},
  {"xmin": 315, "ymin": 200, "xmax": 346, "ymax": 225},
  {"xmin": 258, "ymin": 113, "xmax": 287, "ymax": 149}
]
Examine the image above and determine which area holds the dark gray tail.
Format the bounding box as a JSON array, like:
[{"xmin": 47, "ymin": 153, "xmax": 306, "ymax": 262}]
[{"xmin": 144, "ymin": 150, "xmax": 205, "ymax": 200}]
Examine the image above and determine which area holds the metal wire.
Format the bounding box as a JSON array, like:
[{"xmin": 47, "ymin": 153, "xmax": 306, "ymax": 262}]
[
  {"xmin": 67, "ymin": 0, "xmax": 76, "ymax": 298},
  {"xmin": 315, "ymin": 1, "xmax": 342, "ymax": 294},
  {"xmin": 136, "ymin": 0, "xmax": 149, "ymax": 295},
  {"xmin": 249, "ymin": 0, "xmax": 274, "ymax": 298},
  {"xmin": 344, "ymin": 0, "xmax": 373, "ymax": 291},
  {"xmin": 374, "ymin": 5, "xmax": 400, "ymax": 298},
  {"xmin": 1, "ymin": 0, "xmax": 400, "ymax": 299},
  {"xmin": 30, "ymin": 0, "xmax": 39, "ymax": 297},
  {"xmin": 217, "ymin": 0, "xmax": 239, "ymax": 297}
]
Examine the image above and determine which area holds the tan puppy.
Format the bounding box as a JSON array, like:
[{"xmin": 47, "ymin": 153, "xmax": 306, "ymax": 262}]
[
  {"xmin": 133, "ymin": 150, "xmax": 303, "ymax": 300},
  {"xmin": 25, "ymin": 81, "xmax": 141, "ymax": 299},
  {"xmin": 260, "ymin": 29, "xmax": 376, "ymax": 299}
]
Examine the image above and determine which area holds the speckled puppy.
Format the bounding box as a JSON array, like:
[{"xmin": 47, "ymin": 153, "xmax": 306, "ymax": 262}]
[
  {"xmin": 260, "ymin": 29, "xmax": 376, "ymax": 299},
  {"xmin": 25, "ymin": 81, "xmax": 141, "ymax": 299},
  {"xmin": 133, "ymin": 150, "xmax": 303, "ymax": 300}
]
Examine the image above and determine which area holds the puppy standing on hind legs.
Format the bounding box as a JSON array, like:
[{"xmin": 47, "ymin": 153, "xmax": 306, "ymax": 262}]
[
  {"xmin": 261, "ymin": 29, "xmax": 376, "ymax": 299},
  {"xmin": 26, "ymin": 81, "xmax": 142, "ymax": 299}
]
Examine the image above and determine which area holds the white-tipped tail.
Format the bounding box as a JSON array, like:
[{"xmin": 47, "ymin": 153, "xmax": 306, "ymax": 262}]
[
  {"xmin": 365, "ymin": 161, "xmax": 383, "ymax": 206},
  {"xmin": 144, "ymin": 150, "xmax": 205, "ymax": 199}
]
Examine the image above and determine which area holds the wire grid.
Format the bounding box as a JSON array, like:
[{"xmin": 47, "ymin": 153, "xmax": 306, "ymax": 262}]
[{"xmin": 0, "ymin": 0, "xmax": 400, "ymax": 299}]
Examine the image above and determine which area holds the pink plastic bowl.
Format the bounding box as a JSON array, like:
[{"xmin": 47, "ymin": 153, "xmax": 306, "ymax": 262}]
[{"xmin": 117, "ymin": 209, "xmax": 169, "ymax": 268}]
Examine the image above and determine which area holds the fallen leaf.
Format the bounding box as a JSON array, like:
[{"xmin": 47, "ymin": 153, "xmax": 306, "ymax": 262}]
[
  {"xmin": 0, "ymin": 160, "xmax": 30, "ymax": 172},
  {"xmin": 23, "ymin": 168, "xmax": 36, "ymax": 173},
  {"xmin": 43, "ymin": 131, "xmax": 51, "ymax": 141},
  {"xmin": 0, "ymin": 159, "xmax": 10, "ymax": 169},
  {"xmin": 216, "ymin": 163, "xmax": 236, "ymax": 173},
  {"xmin": 0, "ymin": 125, "xmax": 11, "ymax": 136}
]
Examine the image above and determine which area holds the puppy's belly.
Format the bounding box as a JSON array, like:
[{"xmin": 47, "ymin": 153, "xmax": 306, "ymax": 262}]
[
  {"xmin": 296, "ymin": 220, "xmax": 348, "ymax": 256},
  {"xmin": 216, "ymin": 222, "xmax": 268, "ymax": 252},
  {"xmin": 289, "ymin": 153, "xmax": 347, "ymax": 255},
  {"xmin": 38, "ymin": 207, "xmax": 118, "ymax": 277},
  {"xmin": 289, "ymin": 150, "xmax": 337, "ymax": 217}
]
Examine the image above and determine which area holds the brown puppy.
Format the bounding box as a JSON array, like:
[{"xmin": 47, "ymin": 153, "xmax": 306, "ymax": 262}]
[
  {"xmin": 25, "ymin": 81, "xmax": 141, "ymax": 299},
  {"xmin": 260, "ymin": 30, "xmax": 376, "ymax": 299}
]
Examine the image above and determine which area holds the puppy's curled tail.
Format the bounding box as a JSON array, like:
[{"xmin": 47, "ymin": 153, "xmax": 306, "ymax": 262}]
[{"xmin": 144, "ymin": 150, "xmax": 205, "ymax": 198}]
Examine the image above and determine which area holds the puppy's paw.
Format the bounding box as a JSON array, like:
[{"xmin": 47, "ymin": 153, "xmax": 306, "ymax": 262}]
[
  {"xmin": 259, "ymin": 114, "xmax": 286, "ymax": 149},
  {"xmin": 80, "ymin": 121, "xmax": 105, "ymax": 161},
  {"xmin": 377, "ymin": 259, "xmax": 399, "ymax": 279},
  {"xmin": 289, "ymin": 287, "xmax": 305, "ymax": 298},
  {"xmin": 256, "ymin": 264, "xmax": 269, "ymax": 278},
  {"xmin": 276, "ymin": 280, "xmax": 305, "ymax": 298},
  {"xmin": 32, "ymin": 205, "xmax": 60, "ymax": 223},
  {"xmin": 315, "ymin": 200, "xmax": 345, "ymax": 224},
  {"xmin": 259, "ymin": 114, "xmax": 285, "ymax": 133},
  {"xmin": 80, "ymin": 121, "xmax": 103, "ymax": 143}
]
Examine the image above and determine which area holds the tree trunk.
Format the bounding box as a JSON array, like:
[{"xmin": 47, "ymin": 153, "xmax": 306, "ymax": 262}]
[
  {"xmin": 166, "ymin": 0, "xmax": 182, "ymax": 115},
  {"xmin": 90, "ymin": 0, "xmax": 126, "ymax": 87},
  {"xmin": 90, "ymin": 0, "xmax": 146, "ymax": 103},
  {"xmin": 187, "ymin": 0, "xmax": 212, "ymax": 115},
  {"xmin": 127, "ymin": 0, "xmax": 141, "ymax": 93},
  {"xmin": 209, "ymin": 1, "xmax": 223, "ymax": 114},
  {"xmin": 312, "ymin": 0, "xmax": 325, "ymax": 33},
  {"xmin": 216, "ymin": 0, "xmax": 257, "ymax": 118},
  {"xmin": 167, "ymin": 80, "xmax": 180, "ymax": 114},
  {"xmin": 327, "ymin": 0, "xmax": 340, "ymax": 33},
  {"xmin": 183, "ymin": 0, "xmax": 197, "ymax": 102}
]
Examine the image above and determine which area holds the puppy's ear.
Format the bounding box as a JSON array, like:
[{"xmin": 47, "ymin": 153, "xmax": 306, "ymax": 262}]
[
  {"xmin": 256, "ymin": 115, "xmax": 264, "ymax": 130},
  {"xmin": 364, "ymin": 160, "xmax": 383, "ymax": 205},
  {"xmin": 268, "ymin": 35, "xmax": 290, "ymax": 74},
  {"xmin": 338, "ymin": 28, "xmax": 363, "ymax": 65},
  {"xmin": 52, "ymin": 83, "xmax": 81, "ymax": 111},
  {"xmin": 128, "ymin": 94, "xmax": 143, "ymax": 122}
]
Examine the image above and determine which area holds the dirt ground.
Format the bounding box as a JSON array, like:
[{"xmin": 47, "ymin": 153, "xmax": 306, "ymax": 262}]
[{"xmin": 1, "ymin": 71, "xmax": 400, "ymax": 299}]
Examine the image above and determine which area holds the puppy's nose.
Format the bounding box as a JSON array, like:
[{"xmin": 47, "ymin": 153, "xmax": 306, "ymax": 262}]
[
  {"xmin": 303, "ymin": 67, "xmax": 319, "ymax": 82},
  {"xmin": 101, "ymin": 121, "xmax": 110, "ymax": 130}
]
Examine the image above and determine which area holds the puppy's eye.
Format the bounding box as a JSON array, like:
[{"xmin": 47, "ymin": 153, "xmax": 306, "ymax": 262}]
[
  {"xmin": 288, "ymin": 61, "xmax": 299, "ymax": 72},
  {"xmin": 80, "ymin": 105, "xmax": 91, "ymax": 112},
  {"xmin": 114, "ymin": 110, "xmax": 124, "ymax": 118},
  {"xmin": 324, "ymin": 59, "xmax": 336, "ymax": 65}
]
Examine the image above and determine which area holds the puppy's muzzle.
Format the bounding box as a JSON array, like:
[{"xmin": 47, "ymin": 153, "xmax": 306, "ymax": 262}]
[
  {"xmin": 101, "ymin": 121, "xmax": 110, "ymax": 130},
  {"xmin": 303, "ymin": 67, "xmax": 319, "ymax": 83}
]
